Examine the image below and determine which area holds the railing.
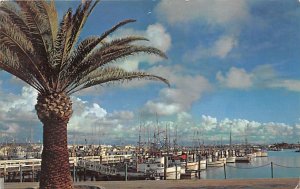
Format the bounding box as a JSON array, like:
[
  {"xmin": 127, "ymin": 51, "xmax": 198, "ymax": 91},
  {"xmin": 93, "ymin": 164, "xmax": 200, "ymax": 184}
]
[
  {"xmin": 222, "ymin": 162, "xmax": 300, "ymax": 179},
  {"xmin": 0, "ymin": 159, "xmax": 42, "ymax": 174},
  {"xmin": 77, "ymin": 160, "xmax": 117, "ymax": 175},
  {"xmin": 70, "ymin": 154, "xmax": 132, "ymax": 165}
]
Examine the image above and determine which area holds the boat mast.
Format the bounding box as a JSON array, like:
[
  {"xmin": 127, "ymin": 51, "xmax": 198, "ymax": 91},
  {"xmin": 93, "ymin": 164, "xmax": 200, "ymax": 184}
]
[
  {"xmin": 230, "ymin": 129, "xmax": 232, "ymax": 148},
  {"xmin": 173, "ymin": 124, "xmax": 178, "ymax": 154},
  {"xmin": 156, "ymin": 112, "xmax": 159, "ymax": 151},
  {"xmin": 138, "ymin": 123, "xmax": 142, "ymax": 155}
]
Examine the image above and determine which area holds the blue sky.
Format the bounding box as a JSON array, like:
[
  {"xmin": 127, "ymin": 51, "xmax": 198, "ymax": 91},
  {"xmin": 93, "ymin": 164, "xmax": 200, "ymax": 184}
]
[{"xmin": 0, "ymin": 0, "xmax": 300, "ymax": 145}]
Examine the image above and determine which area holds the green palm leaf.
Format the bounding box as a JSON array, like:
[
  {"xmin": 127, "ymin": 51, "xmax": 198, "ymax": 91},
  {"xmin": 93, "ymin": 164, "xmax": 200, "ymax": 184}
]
[
  {"xmin": 0, "ymin": 1, "xmax": 170, "ymax": 188},
  {"xmin": 61, "ymin": 19, "xmax": 137, "ymax": 84},
  {"xmin": 68, "ymin": 67, "xmax": 170, "ymax": 94}
]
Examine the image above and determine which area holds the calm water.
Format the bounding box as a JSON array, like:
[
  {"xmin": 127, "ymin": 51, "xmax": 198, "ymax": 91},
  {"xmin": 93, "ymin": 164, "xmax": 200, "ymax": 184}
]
[{"xmin": 201, "ymin": 150, "xmax": 300, "ymax": 179}]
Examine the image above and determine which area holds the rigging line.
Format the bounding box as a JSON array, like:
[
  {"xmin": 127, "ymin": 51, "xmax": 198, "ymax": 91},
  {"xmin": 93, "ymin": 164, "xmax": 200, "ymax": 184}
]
[
  {"xmin": 226, "ymin": 163, "xmax": 271, "ymax": 169},
  {"xmin": 273, "ymin": 163, "xmax": 300, "ymax": 169}
]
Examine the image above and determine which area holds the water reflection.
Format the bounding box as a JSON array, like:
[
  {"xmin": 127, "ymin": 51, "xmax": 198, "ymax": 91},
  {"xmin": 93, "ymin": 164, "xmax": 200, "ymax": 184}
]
[{"xmin": 201, "ymin": 150, "xmax": 300, "ymax": 179}]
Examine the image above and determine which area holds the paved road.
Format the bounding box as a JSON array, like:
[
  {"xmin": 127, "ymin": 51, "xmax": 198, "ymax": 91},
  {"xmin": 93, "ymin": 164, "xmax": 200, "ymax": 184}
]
[{"xmin": 4, "ymin": 178, "xmax": 299, "ymax": 189}]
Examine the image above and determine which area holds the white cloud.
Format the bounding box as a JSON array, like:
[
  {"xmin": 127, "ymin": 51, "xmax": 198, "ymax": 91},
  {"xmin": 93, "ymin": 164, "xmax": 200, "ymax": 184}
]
[
  {"xmin": 199, "ymin": 115, "xmax": 296, "ymax": 143},
  {"xmin": 201, "ymin": 115, "xmax": 218, "ymax": 131},
  {"xmin": 145, "ymin": 101, "xmax": 181, "ymax": 116},
  {"xmin": 117, "ymin": 59, "xmax": 139, "ymax": 72},
  {"xmin": 213, "ymin": 35, "xmax": 238, "ymax": 58},
  {"xmin": 1, "ymin": 83, "xmax": 297, "ymax": 144},
  {"xmin": 0, "ymin": 86, "xmax": 37, "ymax": 112},
  {"xmin": 184, "ymin": 35, "xmax": 238, "ymax": 60},
  {"xmin": 252, "ymin": 64, "xmax": 277, "ymax": 84},
  {"xmin": 67, "ymin": 97, "xmax": 139, "ymax": 144},
  {"xmin": 156, "ymin": 0, "xmax": 250, "ymax": 62},
  {"xmin": 146, "ymin": 24, "xmax": 171, "ymax": 57},
  {"xmin": 143, "ymin": 65, "xmax": 212, "ymax": 116},
  {"xmin": 269, "ymin": 80, "xmax": 300, "ymax": 92},
  {"xmin": 132, "ymin": 115, "xmax": 299, "ymax": 144},
  {"xmin": 177, "ymin": 112, "xmax": 192, "ymax": 123},
  {"xmin": 217, "ymin": 65, "xmax": 300, "ymax": 92},
  {"xmin": 74, "ymin": 23, "xmax": 172, "ymax": 93},
  {"xmin": 217, "ymin": 67, "xmax": 253, "ymax": 89},
  {"xmin": 294, "ymin": 124, "xmax": 300, "ymax": 136},
  {"xmin": 3, "ymin": 123, "xmax": 20, "ymax": 134},
  {"xmin": 155, "ymin": 0, "xmax": 250, "ymax": 26},
  {"xmin": 0, "ymin": 83, "xmax": 138, "ymax": 143},
  {"xmin": 109, "ymin": 110, "xmax": 135, "ymax": 120},
  {"xmin": 263, "ymin": 122, "xmax": 293, "ymax": 137},
  {"xmin": 69, "ymin": 97, "xmax": 107, "ymax": 132},
  {"xmin": 0, "ymin": 86, "xmax": 40, "ymax": 142},
  {"xmin": 112, "ymin": 23, "xmax": 171, "ymax": 69}
]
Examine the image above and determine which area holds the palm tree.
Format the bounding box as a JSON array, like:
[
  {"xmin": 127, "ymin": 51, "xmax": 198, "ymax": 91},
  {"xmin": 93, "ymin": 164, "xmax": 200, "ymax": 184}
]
[{"xmin": 0, "ymin": 1, "xmax": 169, "ymax": 188}]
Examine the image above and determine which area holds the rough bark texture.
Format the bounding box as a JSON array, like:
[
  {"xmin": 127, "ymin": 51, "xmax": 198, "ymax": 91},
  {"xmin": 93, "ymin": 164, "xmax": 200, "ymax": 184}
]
[{"xmin": 35, "ymin": 93, "xmax": 73, "ymax": 189}]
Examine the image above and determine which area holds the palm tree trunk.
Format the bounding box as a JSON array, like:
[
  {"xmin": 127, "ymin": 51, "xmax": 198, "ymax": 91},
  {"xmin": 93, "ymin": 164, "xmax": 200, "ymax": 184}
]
[
  {"xmin": 36, "ymin": 93, "xmax": 73, "ymax": 189},
  {"xmin": 40, "ymin": 119, "xmax": 73, "ymax": 189}
]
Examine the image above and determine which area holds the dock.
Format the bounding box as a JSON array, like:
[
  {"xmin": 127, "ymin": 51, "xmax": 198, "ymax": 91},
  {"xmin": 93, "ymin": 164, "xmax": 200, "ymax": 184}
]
[{"xmin": 0, "ymin": 155, "xmax": 130, "ymax": 183}]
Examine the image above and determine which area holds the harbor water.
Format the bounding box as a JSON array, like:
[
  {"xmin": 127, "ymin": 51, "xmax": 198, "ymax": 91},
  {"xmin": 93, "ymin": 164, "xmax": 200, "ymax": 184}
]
[{"xmin": 201, "ymin": 150, "xmax": 300, "ymax": 179}]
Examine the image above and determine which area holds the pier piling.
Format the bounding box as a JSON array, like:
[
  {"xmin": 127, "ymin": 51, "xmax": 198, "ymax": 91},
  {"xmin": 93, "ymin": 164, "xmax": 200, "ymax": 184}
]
[
  {"xmin": 19, "ymin": 165, "xmax": 22, "ymax": 183},
  {"xmin": 271, "ymin": 162, "xmax": 274, "ymax": 179},
  {"xmin": 197, "ymin": 155, "xmax": 201, "ymax": 179},
  {"xmin": 223, "ymin": 164, "xmax": 227, "ymax": 179}
]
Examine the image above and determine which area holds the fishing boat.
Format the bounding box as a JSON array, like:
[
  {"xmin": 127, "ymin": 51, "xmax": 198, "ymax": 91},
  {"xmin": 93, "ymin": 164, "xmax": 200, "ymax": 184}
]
[
  {"xmin": 235, "ymin": 156, "xmax": 251, "ymax": 163},
  {"xmin": 137, "ymin": 157, "xmax": 181, "ymax": 180},
  {"xmin": 207, "ymin": 160, "xmax": 225, "ymax": 167},
  {"xmin": 260, "ymin": 150, "xmax": 268, "ymax": 157},
  {"xmin": 183, "ymin": 159, "xmax": 207, "ymax": 170},
  {"xmin": 226, "ymin": 156, "xmax": 236, "ymax": 163},
  {"xmin": 253, "ymin": 147, "xmax": 268, "ymax": 157},
  {"xmin": 226, "ymin": 128, "xmax": 236, "ymax": 163},
  {"xmin": 200, "ymin": 159, "xmax": 207, "ymax": 170},
  {"xmin": 206, "ymin": 156, "xmax": 224, "ymax": 167}
]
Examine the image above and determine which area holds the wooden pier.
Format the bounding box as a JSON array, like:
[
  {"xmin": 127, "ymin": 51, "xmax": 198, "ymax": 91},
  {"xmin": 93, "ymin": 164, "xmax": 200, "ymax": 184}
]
[
  {"xmin": 0, "ymin": 154, "xmax": 137, "ymax": 183},
  {"xmin": 0, "ymin": 159, "xmax": 41, "ymax": 182}
]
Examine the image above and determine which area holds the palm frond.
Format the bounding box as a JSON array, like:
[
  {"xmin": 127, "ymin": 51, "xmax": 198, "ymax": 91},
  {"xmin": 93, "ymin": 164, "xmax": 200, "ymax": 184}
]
[
  {"xmin": 1, "ymin": 2, "xmax": 53, "ymax": 76},
  {"xmin": 68, "ymin": 67, "xmax": 170, "ymax": 94},
  {"xmin": 63, "ymin": 19, "xmax": 137, "ymax": 75},
  {"xmin": 81, "ymin": 44, "xmax": 166, "ymax": 74},
  {"xmin": 51, "ymin": 9, "xmax": 72, "ymax": 67},
  {"xmin": 0, "ymin": 2, "xmax": 49, "ymax": 91},
  {"xmin": 0, "ymin": 25, "xmax": 49, "ymax": 91},
  {"xmin": 4, "ymin": 1, "xmax": 54, "ymax": 91},
  {"xmin": 16, "ymin": 1, "xmax": 52, "ymax": 51},
  {"xmin": 61, "ymin": 36, "xmax": 149, "ymax": 90},
  {"xmin": 37, "ymin": 0, "xmax": 58, "ymax": 48},
  {"xmin": 0, "ymin": 20, "xmax": 34, "ymax": 54},
  {"xmin": 0, "ymin": 2, "xmax": 32, "ymax": 40},
  {"xmin": 64, "ymin": 44, "xmax": 166, "ymax": 93},
  {"xmin": 65, "ymin": 0, "xmax": 98, "ymax": 57},
  {"xmin": 59, "ymin": 36, "xmax": 103, "ymax": 83},
  {"xmin": 0, "ymin": 45, "xmax": 44, "ymax": 91},
  {"xmin": 0, "ymin": 0, "xmax": 169, "ymax": 95}
]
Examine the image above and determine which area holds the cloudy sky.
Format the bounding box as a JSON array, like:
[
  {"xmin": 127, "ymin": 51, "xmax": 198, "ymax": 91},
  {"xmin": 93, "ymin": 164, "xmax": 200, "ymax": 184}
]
[{"xmin": 1, "ymin": 0, "xmax": 300, "ymax": 145}]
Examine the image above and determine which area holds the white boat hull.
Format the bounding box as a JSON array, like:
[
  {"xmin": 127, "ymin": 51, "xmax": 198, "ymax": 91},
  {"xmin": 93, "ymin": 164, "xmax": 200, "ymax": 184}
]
[
  {"xmin": 200, "ymin": 159, "xmax": 207, "ymax": 170},
  {"xmin": 207, "ymin": 161, "xmax": 224, "ymax": 167},
  {"xmin": 154, "ymin": 166, "xmax": 181, "ymax": 180},
  {"xmin": 226, "ymin": 157, "xmax": 236, "ymax": 163},
  {"xmin": 235, "ymin": 156, "xmax": 251, "ymax": 163}
]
